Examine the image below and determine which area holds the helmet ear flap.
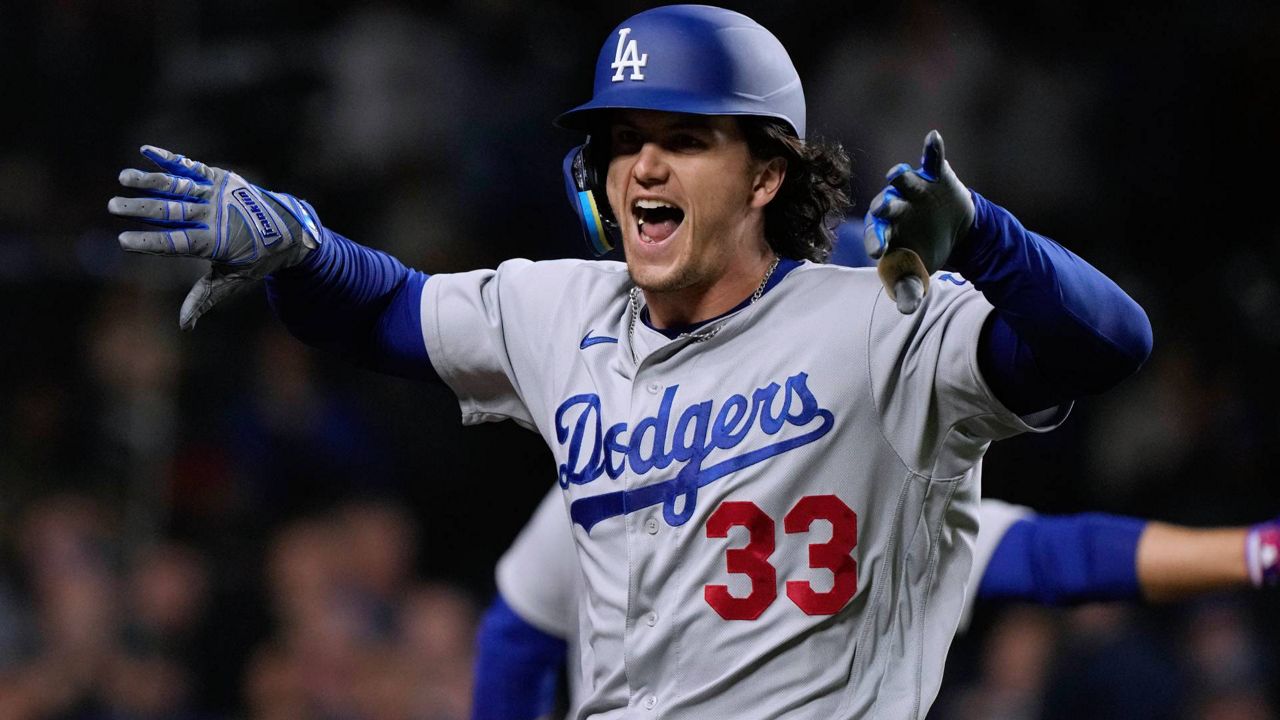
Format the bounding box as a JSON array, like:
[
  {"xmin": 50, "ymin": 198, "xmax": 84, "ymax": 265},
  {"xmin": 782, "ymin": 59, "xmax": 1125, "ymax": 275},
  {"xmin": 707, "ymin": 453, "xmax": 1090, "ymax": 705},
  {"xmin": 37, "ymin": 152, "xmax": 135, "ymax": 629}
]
[{"xmin": 562, "ymin": 136, "xmax": 621, "ymax": 257}]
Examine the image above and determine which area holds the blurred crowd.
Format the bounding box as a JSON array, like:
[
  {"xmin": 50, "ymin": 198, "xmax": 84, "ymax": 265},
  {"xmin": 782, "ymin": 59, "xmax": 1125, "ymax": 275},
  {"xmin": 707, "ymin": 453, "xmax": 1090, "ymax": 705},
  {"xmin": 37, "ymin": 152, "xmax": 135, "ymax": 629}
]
[
  {"xmin": 2, "ymin": 0, "xmax": 1279, "ymax": 718},
  {"xmin": 938, "ymin": 600, "xmax": 1277, "ymax": 720},
  {"xmin": 0, "ymin": 493, "xmax": 477, "ymax": 719}
]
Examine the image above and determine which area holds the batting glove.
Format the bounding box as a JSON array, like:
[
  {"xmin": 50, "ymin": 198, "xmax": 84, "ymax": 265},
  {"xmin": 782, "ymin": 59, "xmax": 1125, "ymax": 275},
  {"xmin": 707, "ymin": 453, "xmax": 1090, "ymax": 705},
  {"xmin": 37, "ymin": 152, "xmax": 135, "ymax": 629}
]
[
  {"xmin": 108, "ymin": 145, "xmax": 321, "ymax": 330},
  {"xmin": 1246, "ymin": 517, "xmax": 1280, "ymax": 588},
  {"xmin": 863, "ymin": 130, "xmax": 975, "ymax": 314}
]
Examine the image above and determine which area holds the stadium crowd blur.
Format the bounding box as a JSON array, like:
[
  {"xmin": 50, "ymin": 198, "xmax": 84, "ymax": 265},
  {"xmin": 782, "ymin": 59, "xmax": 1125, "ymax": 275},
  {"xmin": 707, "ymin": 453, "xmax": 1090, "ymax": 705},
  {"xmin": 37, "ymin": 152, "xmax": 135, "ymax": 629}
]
[{"xmin": 2, "ymin": 1, "xmax": 1278, "ymax": 718}]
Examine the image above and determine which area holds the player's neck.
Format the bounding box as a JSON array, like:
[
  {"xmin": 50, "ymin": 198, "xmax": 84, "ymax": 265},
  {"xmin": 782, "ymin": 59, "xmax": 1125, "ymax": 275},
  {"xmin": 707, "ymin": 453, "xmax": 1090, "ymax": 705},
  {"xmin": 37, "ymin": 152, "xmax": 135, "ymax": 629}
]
[{"xmin": 643, "ymin": 250, "xmax": 777, "ymax": 329}]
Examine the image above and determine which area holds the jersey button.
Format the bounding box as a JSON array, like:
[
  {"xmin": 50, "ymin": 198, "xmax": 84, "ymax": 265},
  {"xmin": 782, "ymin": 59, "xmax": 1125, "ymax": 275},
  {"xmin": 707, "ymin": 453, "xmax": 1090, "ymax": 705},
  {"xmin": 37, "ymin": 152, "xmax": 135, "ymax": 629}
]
[
  {"xmin": 646, "ymin": 382, "xmax": 661, "ymax": 394},
  {"xmin": 645, "ymin": 518, "xmax": 659, "ymax": 534},
  {"xmin": 646, "ymin": 611, "xmax": 658, "ymax": 626},
  {"xmin": 643, "ymin": 695, "xmax": 657, "ymax": 710}
]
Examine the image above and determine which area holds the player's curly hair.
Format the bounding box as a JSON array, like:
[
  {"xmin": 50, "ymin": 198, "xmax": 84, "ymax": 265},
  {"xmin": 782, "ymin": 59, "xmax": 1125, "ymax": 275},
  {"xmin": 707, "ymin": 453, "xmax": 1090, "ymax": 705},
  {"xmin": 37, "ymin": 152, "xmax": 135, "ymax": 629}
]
[{"xmin": 742, "ymin": 119, "xmax": 851, "ymax": 263}]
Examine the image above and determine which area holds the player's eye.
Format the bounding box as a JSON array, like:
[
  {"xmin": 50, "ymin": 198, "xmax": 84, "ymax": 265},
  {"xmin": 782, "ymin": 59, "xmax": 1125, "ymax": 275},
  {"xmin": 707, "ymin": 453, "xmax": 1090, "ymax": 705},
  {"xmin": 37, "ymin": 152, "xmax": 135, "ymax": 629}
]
[
  {"xmin": 611, "ymin": 128, "xmax": 642, "ymax": 154},
  {"xmin": 668, "ymin": 133, "xmax": 706, "ymax": 151}
]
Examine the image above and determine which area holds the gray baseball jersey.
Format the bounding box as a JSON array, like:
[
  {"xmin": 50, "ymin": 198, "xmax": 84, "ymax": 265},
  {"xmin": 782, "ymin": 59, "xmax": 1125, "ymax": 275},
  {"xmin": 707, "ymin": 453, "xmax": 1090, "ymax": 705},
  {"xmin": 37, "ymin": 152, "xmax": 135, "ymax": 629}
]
[
  {"xmin": 497, "ymin": 488, "xmax": 1037, "ymax": 716},
  {"xmin": 423, "ymin": 258, "xmax": 1063, "ymax": 718}
]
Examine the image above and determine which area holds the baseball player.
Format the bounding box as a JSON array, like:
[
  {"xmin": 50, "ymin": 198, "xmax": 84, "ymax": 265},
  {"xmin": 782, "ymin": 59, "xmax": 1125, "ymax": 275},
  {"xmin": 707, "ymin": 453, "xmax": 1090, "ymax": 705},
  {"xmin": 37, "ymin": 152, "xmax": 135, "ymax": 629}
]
[
  {"xmin": 109, "ymin": 6, "xmax": 1152, "ymax": 717},
  {"xmin": 473, "ymin": 486, "xmax": 1280, "ymax": 719}
]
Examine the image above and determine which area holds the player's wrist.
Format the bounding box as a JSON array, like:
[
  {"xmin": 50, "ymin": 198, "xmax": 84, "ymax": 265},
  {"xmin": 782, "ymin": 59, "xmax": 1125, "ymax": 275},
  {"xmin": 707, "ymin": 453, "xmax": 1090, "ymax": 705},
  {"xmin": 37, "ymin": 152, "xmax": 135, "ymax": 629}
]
[
  {"xmin": 243, "ymin": 190, "xmax": 323, "ymax": 281},
  {"xmin": 261, "ymin": 190, "xmax": 322, "ymax": 253},
  {"xmin": 941, "ymin": 190, "xmax": 1002, "ymax": 275},
  {"xmin": 267, "ymin": 224, "xmax": 334, "ymax": 281}
]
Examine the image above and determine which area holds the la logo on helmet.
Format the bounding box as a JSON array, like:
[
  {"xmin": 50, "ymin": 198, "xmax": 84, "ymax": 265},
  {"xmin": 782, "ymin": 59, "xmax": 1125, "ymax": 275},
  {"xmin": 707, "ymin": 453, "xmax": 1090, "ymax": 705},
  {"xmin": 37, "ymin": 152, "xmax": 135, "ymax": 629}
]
[{"xmin": 610, "ymin": 28, "xmax": 647, "ymax": 81}]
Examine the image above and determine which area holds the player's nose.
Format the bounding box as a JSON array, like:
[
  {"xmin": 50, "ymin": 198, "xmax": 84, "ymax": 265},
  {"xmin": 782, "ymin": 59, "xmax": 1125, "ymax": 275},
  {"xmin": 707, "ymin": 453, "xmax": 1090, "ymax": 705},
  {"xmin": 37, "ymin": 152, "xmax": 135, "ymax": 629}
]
[{"xmin": 631, "ymin": 142, "xmax": 670, "ymax": 186}]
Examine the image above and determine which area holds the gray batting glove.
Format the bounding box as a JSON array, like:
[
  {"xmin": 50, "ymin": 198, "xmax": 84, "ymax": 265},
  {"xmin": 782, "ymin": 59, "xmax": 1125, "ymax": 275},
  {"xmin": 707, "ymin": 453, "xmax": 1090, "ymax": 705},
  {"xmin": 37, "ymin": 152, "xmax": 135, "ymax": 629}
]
[
  {"xmin": 863, "ymin": 131, "xmax": 975, "ymax": 314},
  {"xmin": 108, "ymin": 145, "xmax": 321, "ymax": 330}
]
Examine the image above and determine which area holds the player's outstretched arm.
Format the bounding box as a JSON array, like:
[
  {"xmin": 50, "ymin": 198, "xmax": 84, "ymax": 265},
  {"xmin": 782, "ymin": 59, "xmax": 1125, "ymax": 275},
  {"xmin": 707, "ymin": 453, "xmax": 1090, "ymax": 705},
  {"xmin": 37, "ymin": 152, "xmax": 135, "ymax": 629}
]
[
  {"xmin": 976, "ymin": 512, "xmax": 1280, "ymax": 605},
  {"xmin": 111, "ymin": 146, "xmax": 437, "ymax": 380},
  {"xmin": 264, "ymin": 231, "xmax": 435, "ymax": 381},
  {"xmin": 476, "ymin": 486, "xmax": 582, "ymax": 719},
  {"xmin": 865, "ymin": 131, "xmax": 1153, "ymax": 415}
]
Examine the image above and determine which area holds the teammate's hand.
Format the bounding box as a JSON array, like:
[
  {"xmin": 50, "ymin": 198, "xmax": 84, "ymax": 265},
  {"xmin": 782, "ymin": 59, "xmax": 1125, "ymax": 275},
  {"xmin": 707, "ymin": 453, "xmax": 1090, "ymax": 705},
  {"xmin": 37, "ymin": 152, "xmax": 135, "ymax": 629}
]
[
  {"xmin": 863, "ymin": 130, "xmax": 975, "ymax": 314},
  {"xmin": 108, "ymin": 145, "xmax": 322, "ymax": 330}
]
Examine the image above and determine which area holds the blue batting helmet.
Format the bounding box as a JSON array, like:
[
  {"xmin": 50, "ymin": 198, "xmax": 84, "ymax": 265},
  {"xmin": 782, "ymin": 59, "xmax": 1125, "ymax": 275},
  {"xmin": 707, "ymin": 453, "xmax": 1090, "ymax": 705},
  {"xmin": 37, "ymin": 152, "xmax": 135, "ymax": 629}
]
[{"xmin": 558, "ymin": 5, "xmax": 805, "ymax": 257}]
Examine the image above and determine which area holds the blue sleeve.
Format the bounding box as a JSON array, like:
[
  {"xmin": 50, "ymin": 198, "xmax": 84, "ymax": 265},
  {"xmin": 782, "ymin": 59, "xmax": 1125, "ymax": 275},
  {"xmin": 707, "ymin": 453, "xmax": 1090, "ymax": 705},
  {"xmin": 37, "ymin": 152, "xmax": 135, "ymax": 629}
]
[
  {"xmin": 264, "ymin": 229, "xmax": 436, "ymax": 381},
  {"xmin": 472, "ymin": 593, "xmax": 568, "ymax": 720},
  {"xmin": 957, "ymin": 192, "xmax": 1153, "ymax": 415},
  {"xmin": 977, "ymin": 513, "xmax": 1147, "ymax": 605}
]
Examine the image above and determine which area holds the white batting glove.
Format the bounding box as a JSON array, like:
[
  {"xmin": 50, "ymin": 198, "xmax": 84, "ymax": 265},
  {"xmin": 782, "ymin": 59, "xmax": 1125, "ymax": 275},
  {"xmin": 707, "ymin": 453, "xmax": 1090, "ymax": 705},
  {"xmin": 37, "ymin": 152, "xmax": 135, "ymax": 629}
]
[
  {"xmin": 863, "ymin": 130, "xmax": 975, "ymax": 314},
  {"xmin": 108, "ymin": 145, "xmax": 321, "ymax": 330}
]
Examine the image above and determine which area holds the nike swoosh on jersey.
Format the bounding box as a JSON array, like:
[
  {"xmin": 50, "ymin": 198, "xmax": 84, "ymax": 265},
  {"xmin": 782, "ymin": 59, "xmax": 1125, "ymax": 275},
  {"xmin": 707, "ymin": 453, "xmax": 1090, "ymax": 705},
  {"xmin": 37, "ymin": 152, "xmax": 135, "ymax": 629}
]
[{"xmin": 580, "ymin": 330, "xmax": 619, "ymax": 349}]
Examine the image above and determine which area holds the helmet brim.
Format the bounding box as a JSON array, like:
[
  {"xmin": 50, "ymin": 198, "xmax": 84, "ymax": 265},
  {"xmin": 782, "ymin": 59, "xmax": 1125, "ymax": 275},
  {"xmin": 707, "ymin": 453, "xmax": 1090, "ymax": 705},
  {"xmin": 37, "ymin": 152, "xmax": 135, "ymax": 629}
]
[{"xmin": 555, "ymin": 86, "xmax": 803, "ymax": 140}]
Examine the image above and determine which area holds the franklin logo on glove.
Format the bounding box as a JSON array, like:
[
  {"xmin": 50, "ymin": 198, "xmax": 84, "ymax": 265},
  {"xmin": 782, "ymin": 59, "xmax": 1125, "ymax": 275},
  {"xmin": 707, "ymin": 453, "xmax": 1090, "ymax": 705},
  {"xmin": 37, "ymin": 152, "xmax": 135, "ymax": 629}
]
[
  {"xmin": 231, "ymin": 187, "xmax": 280, "ymax": 242},
  {"xmin": 108, "ymin": 145, "xmax": 320, "ymax": 330}
]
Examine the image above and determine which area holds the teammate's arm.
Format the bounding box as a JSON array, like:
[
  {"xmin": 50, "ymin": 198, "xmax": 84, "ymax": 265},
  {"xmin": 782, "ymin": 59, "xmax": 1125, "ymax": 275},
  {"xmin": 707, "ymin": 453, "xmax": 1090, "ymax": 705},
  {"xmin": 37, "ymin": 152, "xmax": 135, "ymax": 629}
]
[
  {"xmin": 1136, "ymin": 519, "xmax": 1279, "ymax": 600},
  {"xmin": 865, "ymin": 133, "xmax": 1153, "ymax": 415},
  {"xmin": 472, "ymin": 593, "xmax": 567, "ymax": 720},
  {"xmin": 474, "ymin": 486, "xmax": 581, "ymax": 720},
  {"xmin": 977, "ymin": 513, "xmax": 1280, "ymax": 604}
]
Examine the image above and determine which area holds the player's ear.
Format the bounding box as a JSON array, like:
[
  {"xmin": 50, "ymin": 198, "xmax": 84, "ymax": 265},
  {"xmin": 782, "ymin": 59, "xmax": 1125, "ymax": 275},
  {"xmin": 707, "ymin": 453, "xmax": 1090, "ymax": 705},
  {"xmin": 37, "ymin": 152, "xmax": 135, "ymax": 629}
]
[{"xmin": 750, "ymin": 156, "xmax": 787, "ymax": 209}]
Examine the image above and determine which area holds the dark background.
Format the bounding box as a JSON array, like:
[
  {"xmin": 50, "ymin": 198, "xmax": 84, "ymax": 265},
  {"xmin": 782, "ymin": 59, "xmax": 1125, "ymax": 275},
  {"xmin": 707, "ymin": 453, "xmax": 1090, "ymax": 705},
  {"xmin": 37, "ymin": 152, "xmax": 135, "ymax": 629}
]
[{"xmin": 1, "ymin": 1, "xmax": 1278, "ymax": 717}]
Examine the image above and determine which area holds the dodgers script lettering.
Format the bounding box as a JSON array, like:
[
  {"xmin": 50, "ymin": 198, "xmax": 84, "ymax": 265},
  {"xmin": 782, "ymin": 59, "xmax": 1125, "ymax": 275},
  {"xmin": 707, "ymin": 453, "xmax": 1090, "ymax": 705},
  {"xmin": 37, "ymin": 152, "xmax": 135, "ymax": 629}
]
[{"xmin": 555, "ymin": 371, "xmax": 835, "ymax": 532}]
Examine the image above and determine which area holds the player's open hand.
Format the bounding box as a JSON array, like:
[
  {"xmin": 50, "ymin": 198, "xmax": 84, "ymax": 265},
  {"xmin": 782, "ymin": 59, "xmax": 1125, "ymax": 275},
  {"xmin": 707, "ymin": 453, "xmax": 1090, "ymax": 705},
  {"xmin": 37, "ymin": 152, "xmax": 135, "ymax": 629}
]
[
  {"xmin": 863, "ymin": 131, "xmax": 975, "ymax": 314},
  {"xmin": 109, "ymin": 145, "xmax": 321, "ymax": 330}
]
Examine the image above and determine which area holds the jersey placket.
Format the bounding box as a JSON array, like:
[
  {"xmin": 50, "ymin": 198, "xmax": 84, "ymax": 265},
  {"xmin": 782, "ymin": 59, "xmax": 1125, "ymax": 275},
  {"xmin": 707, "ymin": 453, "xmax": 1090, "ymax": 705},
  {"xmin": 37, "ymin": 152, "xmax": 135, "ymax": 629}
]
[{"xmin": 619, "ymin": 331, "xmax": 705, "ymax": 714}]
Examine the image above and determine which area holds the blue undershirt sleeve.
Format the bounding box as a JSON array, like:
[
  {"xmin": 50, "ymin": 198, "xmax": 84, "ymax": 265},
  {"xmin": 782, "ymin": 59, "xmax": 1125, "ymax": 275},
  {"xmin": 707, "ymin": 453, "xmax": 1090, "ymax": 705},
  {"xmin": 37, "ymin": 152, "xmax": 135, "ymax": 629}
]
[
  {"xmin": 958, "ymin": 192, "xmax": 1153, "ymax": 415},
  {"xmin": 977, "ymin": 513, "xmax": 1147, "ymax": 605},
  {"xmin": 264, "ymin": 229, "xmax": 435, "ymax": 381},
  {"xmin": 471, "ymin": 593, "xmax": 568, "ymax": 720}
]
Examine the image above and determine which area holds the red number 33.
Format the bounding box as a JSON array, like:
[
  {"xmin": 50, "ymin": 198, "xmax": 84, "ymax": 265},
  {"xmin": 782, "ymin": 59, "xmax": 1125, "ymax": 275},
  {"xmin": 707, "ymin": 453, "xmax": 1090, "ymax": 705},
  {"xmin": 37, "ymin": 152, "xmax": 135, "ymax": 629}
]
[{"xmin": 704, "ymin": 495, "xmax": 858, "ymax": 620}]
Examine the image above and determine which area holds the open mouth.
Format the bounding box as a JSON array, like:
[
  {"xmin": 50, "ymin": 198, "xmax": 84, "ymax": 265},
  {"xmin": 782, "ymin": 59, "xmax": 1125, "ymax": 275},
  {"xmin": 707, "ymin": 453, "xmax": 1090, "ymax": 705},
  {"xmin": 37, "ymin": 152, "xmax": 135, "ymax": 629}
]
[{"xmin": 633, "ymin": 199, "xmax": 685, "ymax": 244}]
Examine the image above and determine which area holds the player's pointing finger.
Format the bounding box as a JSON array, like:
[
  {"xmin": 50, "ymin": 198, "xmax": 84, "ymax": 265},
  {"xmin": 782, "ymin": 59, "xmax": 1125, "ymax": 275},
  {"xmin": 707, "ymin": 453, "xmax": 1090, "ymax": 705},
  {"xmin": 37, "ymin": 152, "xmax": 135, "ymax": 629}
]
[{"xmin": 919, "ymin": 130, "xmax": 945, "ymax": 182}]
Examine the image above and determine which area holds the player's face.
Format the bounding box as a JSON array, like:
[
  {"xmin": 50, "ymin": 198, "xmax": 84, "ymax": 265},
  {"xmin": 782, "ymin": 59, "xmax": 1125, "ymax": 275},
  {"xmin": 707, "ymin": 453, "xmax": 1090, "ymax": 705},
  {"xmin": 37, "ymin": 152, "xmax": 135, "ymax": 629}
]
[{"xmin": 605, "ymin": 110, "xmax": 783, "ymax": 319}]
